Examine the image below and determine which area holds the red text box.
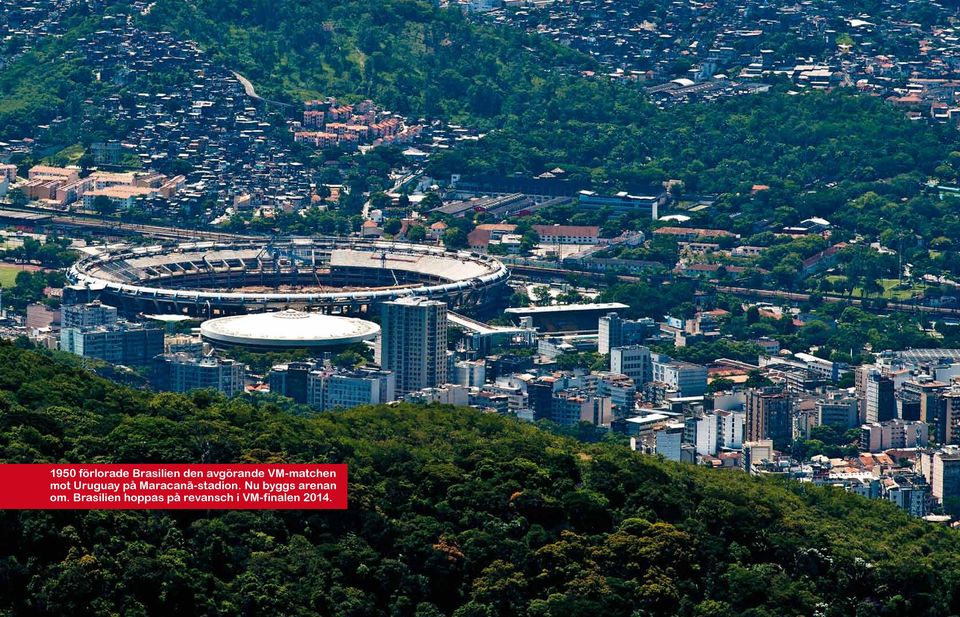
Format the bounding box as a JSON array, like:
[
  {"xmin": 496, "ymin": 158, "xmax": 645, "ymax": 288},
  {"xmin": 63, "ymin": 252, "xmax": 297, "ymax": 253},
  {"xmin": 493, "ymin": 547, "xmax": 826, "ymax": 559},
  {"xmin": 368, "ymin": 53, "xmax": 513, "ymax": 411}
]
[{"xmin": 0, "ymin": 464, "xmax": 348, "ymax": 509}]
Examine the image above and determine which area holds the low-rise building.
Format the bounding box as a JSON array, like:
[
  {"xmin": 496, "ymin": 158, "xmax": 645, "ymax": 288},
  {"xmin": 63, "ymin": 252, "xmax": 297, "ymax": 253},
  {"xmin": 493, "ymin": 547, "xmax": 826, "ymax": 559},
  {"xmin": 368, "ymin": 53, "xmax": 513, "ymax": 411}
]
[
  {"xmin": 307, "ymin": 367, "xmax": 396, "ymax": 411},
  {"xmin": 152, "ymin": 354, "xmax": 246, "ymax": 396},
  {"xmin": 861, "ymin": 420, "xmax": 928, "ymax": 452}
]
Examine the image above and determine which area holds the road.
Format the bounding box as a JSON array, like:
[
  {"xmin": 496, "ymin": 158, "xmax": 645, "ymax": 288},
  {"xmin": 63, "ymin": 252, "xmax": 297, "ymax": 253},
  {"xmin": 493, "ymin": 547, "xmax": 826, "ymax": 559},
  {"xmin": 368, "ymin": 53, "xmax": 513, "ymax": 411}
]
[
  {"xmin": 362, "ymin": 170, "xmax": 423, "ymax": 219},
  {"xmin": 232, "ymin": 71, "xmax": 293, "ymax": 108},
  {"xmin": 49, "ymin": 215, "xmax": 255, "ymax": 242},
  {"xmin": 18, "ymin": 202, "xmax": 960, "ymax": 318}
]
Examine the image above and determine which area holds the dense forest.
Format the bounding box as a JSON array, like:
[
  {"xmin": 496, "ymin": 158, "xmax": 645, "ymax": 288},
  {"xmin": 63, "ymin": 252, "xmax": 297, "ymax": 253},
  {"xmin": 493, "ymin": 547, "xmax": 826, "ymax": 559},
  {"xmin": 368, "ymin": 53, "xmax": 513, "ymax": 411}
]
[{"xmin": 1, "ymin": 342, "xmax": 960, "ymax": 616}]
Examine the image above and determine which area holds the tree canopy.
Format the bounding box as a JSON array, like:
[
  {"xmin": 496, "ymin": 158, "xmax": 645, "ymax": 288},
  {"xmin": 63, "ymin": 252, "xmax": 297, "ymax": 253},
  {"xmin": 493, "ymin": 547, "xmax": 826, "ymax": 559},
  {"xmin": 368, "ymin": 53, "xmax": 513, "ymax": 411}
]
[{"xmin": 0, "ymin": 343, "xmax": 958, "ymax": 615}]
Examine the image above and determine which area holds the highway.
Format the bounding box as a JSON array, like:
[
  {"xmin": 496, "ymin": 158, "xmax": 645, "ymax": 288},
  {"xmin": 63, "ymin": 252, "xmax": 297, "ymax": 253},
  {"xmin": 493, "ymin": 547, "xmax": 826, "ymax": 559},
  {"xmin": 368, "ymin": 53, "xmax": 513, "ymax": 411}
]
[{"xmin": 3, "ymin": 205, "xmax": 256, "ymax": 242}]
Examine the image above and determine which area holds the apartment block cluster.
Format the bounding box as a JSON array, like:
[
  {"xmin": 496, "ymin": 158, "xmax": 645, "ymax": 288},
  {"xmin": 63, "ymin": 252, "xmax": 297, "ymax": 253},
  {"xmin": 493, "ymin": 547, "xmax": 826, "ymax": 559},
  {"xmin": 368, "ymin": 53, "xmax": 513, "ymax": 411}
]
[
  {"xmin": 708, "ymin": 348, "xmax": 960, "ymax": 519},
  {"xmin": 22, "ymin": 298, "xmax": 239, "ymax": 396},
  {"xmin": 58, "ymin": 301, "xmax": 163, "ymax": 367},
  {"xmin": 20, "ymin": 165, "xmax": 184, "ymax": 210},
  {"xmin": 293, "ymin": 98, "xmax": 423, "ymax": 151},
  {"xmin": 518, "ymin": 305, "xmax": 960, "ymax": 520}
]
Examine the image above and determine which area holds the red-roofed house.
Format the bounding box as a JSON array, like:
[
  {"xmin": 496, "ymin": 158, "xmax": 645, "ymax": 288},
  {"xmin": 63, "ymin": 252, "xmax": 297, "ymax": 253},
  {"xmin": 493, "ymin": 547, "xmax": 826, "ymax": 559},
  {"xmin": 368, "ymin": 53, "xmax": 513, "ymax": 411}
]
[
  {"xmin": 468, "ymin": 224, "xmax": 517, "ymax": 250},
  {"xmin": 801, "ymin": 242, "xmax": 847, "ymax": 276}
]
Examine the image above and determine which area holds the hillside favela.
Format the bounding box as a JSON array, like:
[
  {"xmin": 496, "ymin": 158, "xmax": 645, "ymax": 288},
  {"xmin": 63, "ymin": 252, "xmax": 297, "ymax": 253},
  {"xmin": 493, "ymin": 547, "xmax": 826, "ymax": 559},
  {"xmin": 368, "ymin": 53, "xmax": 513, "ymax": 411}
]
[{"xmin": 9, "ymin": 0, "xmax": 960, "ymax": 615}]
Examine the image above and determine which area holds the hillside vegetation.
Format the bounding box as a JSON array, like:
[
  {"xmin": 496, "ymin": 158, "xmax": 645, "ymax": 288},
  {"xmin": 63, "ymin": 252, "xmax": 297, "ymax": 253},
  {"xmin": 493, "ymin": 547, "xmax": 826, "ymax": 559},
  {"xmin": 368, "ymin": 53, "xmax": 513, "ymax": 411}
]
[
  {"xmin": 142, "ymin": 0, "xmax": 590, "ymax": 124},
  {"xmin": 0, "ymin": 342, "xmax": 959, "ymax": 616}
]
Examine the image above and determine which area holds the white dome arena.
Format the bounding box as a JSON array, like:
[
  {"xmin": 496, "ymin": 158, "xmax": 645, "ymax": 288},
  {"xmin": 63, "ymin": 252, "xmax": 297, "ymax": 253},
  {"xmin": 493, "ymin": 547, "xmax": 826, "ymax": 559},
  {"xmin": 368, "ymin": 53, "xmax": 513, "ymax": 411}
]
[{"xmin": 200, "ymin": 309, "xmax": 380, "ymax": 350}]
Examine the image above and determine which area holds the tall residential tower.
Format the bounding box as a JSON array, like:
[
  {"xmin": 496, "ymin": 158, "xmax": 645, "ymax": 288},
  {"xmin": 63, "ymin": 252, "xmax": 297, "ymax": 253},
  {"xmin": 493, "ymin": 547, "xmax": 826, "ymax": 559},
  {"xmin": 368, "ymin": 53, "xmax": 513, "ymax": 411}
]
[{"xmin": 379, "ymin": 297, "xmax": 448, "ymax": 395}]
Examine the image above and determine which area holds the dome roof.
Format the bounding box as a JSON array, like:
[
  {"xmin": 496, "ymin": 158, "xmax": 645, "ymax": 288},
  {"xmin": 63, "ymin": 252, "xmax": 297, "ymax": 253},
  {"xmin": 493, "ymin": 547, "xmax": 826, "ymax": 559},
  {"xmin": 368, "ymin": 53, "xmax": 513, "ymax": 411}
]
[{"xmin": 200, "ymin": 310, "xmax": 380, "ymax": 349}]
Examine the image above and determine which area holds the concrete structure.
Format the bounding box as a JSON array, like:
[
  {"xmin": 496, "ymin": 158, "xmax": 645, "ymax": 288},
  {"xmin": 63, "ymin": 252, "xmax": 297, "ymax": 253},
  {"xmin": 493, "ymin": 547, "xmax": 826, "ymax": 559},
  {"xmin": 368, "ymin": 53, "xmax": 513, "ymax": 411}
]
[
  {"xmin": 61, "ymin": 301, "xmax": 117, "ymax": 329},
  {"xmin": 598, "ymin": 312, "xmax": 654, "ymax": 354},
  {"xmin": 902, "ymin": 378, "xmax": 948, "ymax": 424},
  {"xmin": 68, "ymin": 238, "xmax": 510, "ymax": 317},
  {"xmin": 453, "ymin": 359, "xmax": 486, "ymax": 388},
  {"xmin": 447, "ymin": 311, "xmax": 536, "ymax": 355},
  {"xmin": 307, "ymin": 367, "xmax": 396, "ymax": 411},
  {"xmin": 595, "ymin": 372, "xmax": 637, "ymax": 415},
  {"xmin": 921, "ymin": 448, "xmax": 960, "ymax": 514},
  {"xmin": 25, "ymin": 303, "xmax": 59, "ymax": 329},
  {"xmin": 883, "ymin": 474, "xmax": 930, "ymax": 518},
  {"xmin": 623, "ymin": 412, "xmax": 671, "ymax": 435},
  {"xmin": 856, "ymin": 366, "xmax": 896, "ymax": 424},
  {"xmin": 718, "ymin": 410, "xmax": 745, "ymax": 449},
  {"xmin": 549, "ymin": 390, "xmax": 613, "ymax": 427},
  {"xmin": 610, "ymin": 345, "xmax": 652, "ymax": 385},
  {"xmin": 938, "ymin": 390, "xmax": 960, "ymax": 445},
  {"xmin": 503, "ymin": 303, "xmax": 630, "ymax": 332},
  {"xmin": 745, "ymin": 388, "xmax": 793, "ymax": 444},
  {"xmin": 685, "ymin": 412, "xmax": 719, "ymax": 456},
  {"xmin": 861, "ymin": 420, "xmax": 929, "ymax": 452},
  {"xmin": 60, "ymin": 319, "xmax": 163, "ymax": 367},
  {"xmin": 269, "ymin": 361, "xmax": 315, "ymax": 404},
  {"xmin": 404, "ymin": 384, "xmax": 469, "ymax": 406},
  {"xmin": 532, "ymin": 224, "xmax": 600, "ymax": 245},
  {"xmin": 578, "ymin": 190, "xmax": 663, "ymax": 218},
  {"xmin": 793, "ymin": 352, "xmax": 846, "ymax": 383},
  {"xmin": 551, "ymin": 390, "xmax": 596, "ymax": 426},
  {"xmin": 152, "ymin": 354, "xmax": 246, "ymax": 396},
  {"xmin": 817, "ymin": 393, "xmax": 860, "ymax": 430},
  {"xmin": 379, "ymin": 297, "xmax": 448, "ymax": 395},
  {"xmin": 655, "ymin": 422, "xmax": 685, "ymax": 460},
  {"xmin": 200, "ymin": 310, "xmax": 380, "ymax": 350},
  {"xmin": 652, "ymin": 356, "xmax": 708, "ymax": 398},
  {"xmin": 741, "ymin": 439, "xmax": 776, "ymax": 474}
]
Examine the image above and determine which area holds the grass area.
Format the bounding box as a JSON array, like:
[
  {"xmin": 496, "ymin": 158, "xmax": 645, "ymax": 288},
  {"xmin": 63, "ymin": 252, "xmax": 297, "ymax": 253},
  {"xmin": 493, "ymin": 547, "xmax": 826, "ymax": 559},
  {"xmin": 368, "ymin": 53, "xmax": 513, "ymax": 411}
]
[
  {"xmin": 0, "ymin": 264, "xmax": 30, "ymax": 287},
  {"xmin": 825, "ymin": 275, "xmax": 927, "ymax": 300},
  {"xmin": 41, "ymin": 143, "xmax": 85, "ymax": 167}
]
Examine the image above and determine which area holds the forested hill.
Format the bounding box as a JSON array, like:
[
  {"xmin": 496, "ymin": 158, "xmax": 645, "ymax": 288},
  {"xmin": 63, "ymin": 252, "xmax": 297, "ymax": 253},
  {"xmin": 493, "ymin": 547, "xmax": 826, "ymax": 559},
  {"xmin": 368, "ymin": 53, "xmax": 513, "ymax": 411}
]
[{"xmin": 0, "ymin": 343, "xmax": 958, "ymax": 616}]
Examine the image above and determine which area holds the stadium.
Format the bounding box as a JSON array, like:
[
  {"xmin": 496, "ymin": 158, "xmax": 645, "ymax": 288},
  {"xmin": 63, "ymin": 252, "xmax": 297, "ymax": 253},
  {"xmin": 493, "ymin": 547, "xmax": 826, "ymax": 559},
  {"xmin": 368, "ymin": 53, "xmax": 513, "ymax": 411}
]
[{"xmin": 66, "ymin": 237, "xmax": 510, "ymax": 317}]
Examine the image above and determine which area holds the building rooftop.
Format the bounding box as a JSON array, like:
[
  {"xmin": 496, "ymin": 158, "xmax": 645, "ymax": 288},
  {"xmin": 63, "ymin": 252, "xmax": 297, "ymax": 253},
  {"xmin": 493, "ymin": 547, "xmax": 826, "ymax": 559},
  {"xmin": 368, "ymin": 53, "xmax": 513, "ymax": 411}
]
[
  {"xmin": 504, "ymin": 302, "xmax": 629, "ymax": 315},
  {"xmin": 200, "ymin": 309, "xmax": 380, "ymax": 348}
]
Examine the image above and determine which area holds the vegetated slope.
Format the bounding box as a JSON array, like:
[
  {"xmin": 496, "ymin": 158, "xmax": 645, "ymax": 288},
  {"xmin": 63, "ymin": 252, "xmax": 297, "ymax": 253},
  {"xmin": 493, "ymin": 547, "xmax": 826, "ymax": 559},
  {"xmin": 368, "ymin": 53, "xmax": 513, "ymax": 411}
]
[
  {"xmin": 0, "ymin": 8, "xmax": 115, "ymax": 142},
  {"xmin": 142, "ymin": 0, "xmax": 591, "ymax": 124},
  {"xmin": 426, "ymin": 87, "xmax": 956, "ymax": 195},
  {"xmin": 0, "ymin": 342, "xmax": 958, "ymax": 616}
]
